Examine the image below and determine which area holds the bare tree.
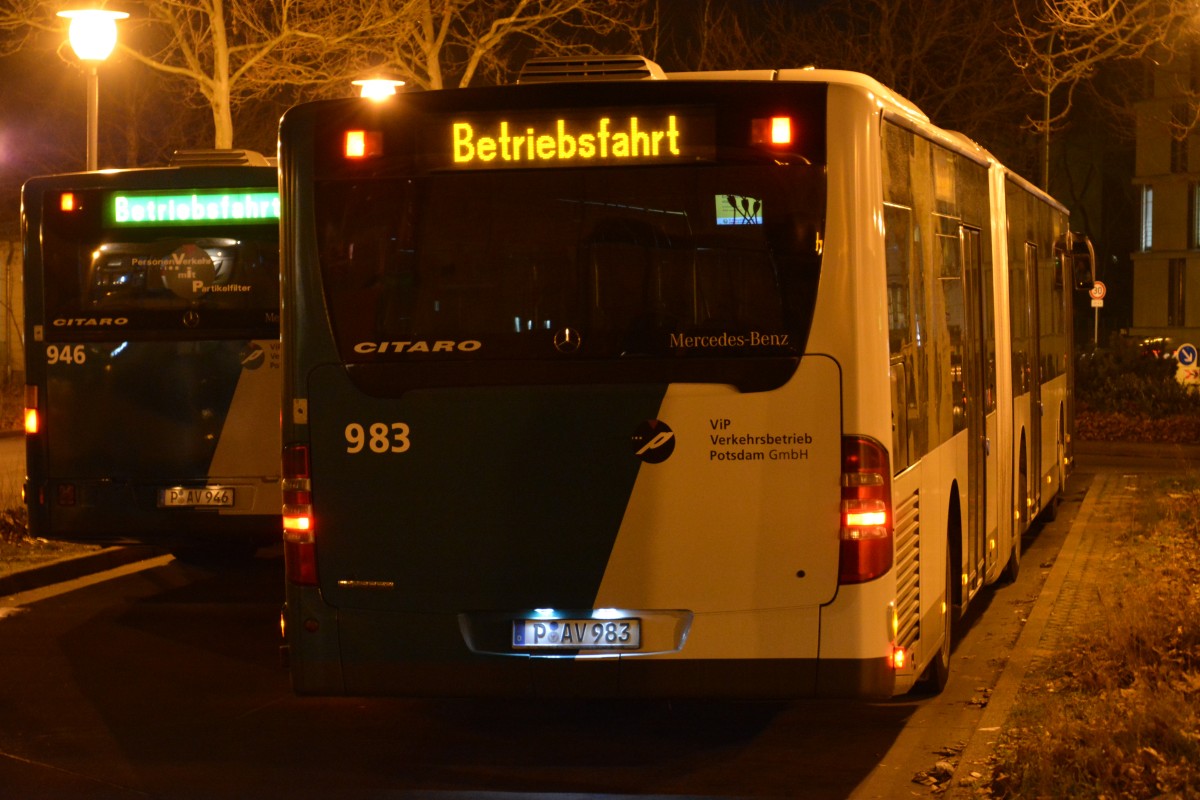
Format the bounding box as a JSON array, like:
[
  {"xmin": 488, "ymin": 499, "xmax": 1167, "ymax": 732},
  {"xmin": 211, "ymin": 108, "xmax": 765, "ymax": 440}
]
[
  {"xmin": 0, "ymin": 0, "xmax": 54, "ymax": 57},
  {"xmin": 1008, "ymin": 0, "xmax": 1199, "ymax": 187},
  {"xmin": 800, "ymin": 0, "xmax": 1039, "ymax": 164},
  {"xmin": 662, "ymin": 0, "xmax": 1037, "ymax": 172},
  {"xmin": 286, "ymin": 0, "xmax": 651, "ymax": 92},
  {"xmin": 2, "ymin": 0, "xmax": 649, "ymax": 151},
  {"xmin": 115, "ymin": 0, "xmax": 423, "ymax": 149},
  {"xmin": 656, "ymin": 0, "xmax": 766, "ymax": 73}
]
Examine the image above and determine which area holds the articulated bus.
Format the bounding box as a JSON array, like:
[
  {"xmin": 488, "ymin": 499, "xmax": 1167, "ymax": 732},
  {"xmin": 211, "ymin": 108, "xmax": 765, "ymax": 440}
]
[
  {"xmin": 22, "ymin": 151, "xmax": 282, "ymax": 559},
  {"xmin": 278, "ymin": 56, "xmax": 1093, "ymax": 698}
]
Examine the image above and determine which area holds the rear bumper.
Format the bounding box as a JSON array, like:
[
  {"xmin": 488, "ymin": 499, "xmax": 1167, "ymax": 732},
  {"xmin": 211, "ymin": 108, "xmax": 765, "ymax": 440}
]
[
  {"xmin": 28, "ymin": 478, "xmax": 280, "ymax": 547},
  {"xmin": 284, "ymin": 594, "xmax": 896, "ymax": 700}
]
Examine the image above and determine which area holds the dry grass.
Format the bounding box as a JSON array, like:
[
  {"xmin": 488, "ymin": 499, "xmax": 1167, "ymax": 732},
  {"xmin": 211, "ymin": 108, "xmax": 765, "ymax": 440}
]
[
  {"xmin": 987, "ymin": 474, "xmax": 1200, "ymax": 798},
  {"xmin": 0, "ymin": 381, "xmax": 18, "ymax": 434}
]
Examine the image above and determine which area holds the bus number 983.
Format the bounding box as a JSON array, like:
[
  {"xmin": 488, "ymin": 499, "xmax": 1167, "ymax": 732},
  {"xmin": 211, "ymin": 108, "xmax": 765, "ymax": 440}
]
[{"xmin": 344, "ymin": 422, "xmax": 411, "ymax": 454}]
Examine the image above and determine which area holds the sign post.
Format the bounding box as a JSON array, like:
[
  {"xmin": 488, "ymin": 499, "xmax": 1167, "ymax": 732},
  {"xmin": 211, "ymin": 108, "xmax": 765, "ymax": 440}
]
[
  {"xmin": 1088, "ymin": 281, "xmax": 1107, "ymax": 346},
  {"xmin": 1177, "ymin": 343, "xmax": 1199, "ymax": 391}
]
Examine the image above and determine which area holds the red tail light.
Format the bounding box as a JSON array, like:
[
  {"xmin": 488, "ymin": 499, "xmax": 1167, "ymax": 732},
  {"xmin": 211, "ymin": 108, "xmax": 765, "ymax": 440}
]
[
  {"xmin": 838, "ymin": 436, "xmax": 893, "ymax": 584},
  {"xmin": 282, "ymin": 443, "xmax": 317, "ymax": 585}
]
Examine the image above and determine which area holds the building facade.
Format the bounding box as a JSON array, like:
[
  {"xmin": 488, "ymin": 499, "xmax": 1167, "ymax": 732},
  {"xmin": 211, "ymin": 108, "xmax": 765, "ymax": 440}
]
[{"xmin": 1132, "ymin": 44, "xmax": 1200, "ymax": 349}]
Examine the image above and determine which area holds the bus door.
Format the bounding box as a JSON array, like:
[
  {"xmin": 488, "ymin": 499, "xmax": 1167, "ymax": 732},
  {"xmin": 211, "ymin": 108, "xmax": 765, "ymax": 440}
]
[
  {"xmin": 960, "ymin": 226, "xmax": 988, "ymax": 594},
  {"xmin": 1023, "ymin": 242, "xmax": 1042, "ymax": 519}
]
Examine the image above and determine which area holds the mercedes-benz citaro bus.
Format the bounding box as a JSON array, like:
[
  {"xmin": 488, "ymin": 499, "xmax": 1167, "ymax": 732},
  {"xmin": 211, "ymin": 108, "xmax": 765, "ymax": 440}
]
[
  {"xmin": 278, "ymin": 56, "xmax": 1094, "ymax": 698},
  {"xmin": 22, "ymin": 150, "xmax": 282, "ymax": 562}
]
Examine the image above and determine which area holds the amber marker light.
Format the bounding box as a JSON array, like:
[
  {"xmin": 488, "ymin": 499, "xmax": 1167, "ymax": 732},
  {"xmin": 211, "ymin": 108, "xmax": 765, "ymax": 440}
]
[
  {"xmin": 344, "ymin": 130, "xmax": 382, "ymax": 159},
  {"xmin": 770, "ymin": 116, "xmax": 792, "ymax": 145},
  {"xmin": 751, "ymin": 116, "xmax": 794, "ymax": 146},
  {"xmin": 60, "ymin": 192, "xmax": 77, "ymax": 212}
]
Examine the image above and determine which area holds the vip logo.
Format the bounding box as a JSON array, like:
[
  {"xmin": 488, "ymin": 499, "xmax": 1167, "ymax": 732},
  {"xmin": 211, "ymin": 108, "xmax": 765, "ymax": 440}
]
[
  {"xmin": 631, "ymin": 419, "xmax": 675, "ymax": 464},
  {"xmin": 240, "ymin": 342, "xmax": 265, "ymax": 370}
]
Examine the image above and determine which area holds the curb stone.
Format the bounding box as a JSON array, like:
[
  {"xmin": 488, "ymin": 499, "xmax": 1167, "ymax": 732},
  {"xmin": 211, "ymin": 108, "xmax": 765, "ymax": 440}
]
[
  {"xmin": 944, "ymin": 470, "xmax": 1142, "ymax": 797},
  {"xmin": 0, "ymin": 546, "xmax": 161, "ymax": 598}
]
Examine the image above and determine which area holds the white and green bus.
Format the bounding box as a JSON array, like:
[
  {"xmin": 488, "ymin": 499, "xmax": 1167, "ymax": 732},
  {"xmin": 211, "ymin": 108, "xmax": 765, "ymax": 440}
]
[
  {"xmin": 278, "ymin": 57, "xmax": 1093, "ymax": 698},
  {"xmin": 22, "ymin": 151, "xmax": 282, "ymax": 560}
]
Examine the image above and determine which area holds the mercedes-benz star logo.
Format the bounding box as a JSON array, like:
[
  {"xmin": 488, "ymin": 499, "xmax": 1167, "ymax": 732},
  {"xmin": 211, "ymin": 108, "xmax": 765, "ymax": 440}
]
[{"xmin": 553, "ymin": 327, "xmax": 582, "ymax": 354}]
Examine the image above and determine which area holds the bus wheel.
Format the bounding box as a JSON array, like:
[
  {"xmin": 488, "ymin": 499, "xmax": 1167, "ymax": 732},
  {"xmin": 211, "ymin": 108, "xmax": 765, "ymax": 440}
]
[
  {"xmin": 1040, "ymin": 493, "xmax": 1060, "ymax": 523},
  {"xmin": 914, "ymin": 542, "xmax": 953, "ymax": 694},
  {"xmin": 1039, "ymin": 433, "xmax": 1065, "ymax": 523}
]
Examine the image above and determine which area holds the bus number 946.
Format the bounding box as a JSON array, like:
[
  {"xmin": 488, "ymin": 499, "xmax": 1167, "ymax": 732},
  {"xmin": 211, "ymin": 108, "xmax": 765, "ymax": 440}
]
[
  {"xmin": 47, "ymin": 344, "xmax": 86, "ymax": 365},
  {"xmin": 345, "ymin": 422, "xmax": 410, "ymax": 454}
]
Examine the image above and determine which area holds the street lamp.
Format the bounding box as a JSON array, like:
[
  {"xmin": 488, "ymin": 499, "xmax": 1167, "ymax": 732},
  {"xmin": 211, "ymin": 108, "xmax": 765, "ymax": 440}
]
[
  {"xmin": 352, "ymin": 74, "xmax": 405, "ymax": 101},
  {"xmin": 57, "ymin": 8, "xmax": 129, "ymax": 171}
]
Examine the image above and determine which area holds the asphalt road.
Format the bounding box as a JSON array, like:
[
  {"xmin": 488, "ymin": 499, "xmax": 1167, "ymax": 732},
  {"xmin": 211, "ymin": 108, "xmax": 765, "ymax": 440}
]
[
  {"xmin": 3, "ymin": 433, "xmax": 1151, "ymax": 798},
  {"xmin": 0, "ymin": 506, "xmax": 1090, "ymax": 799},
  {"xmin": 1, "ymin": 551, "xmax": 903, "ymax": 798}
]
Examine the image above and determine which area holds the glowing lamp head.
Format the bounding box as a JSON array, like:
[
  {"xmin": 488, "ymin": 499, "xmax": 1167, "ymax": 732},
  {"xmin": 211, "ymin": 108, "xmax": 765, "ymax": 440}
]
[
  {"xmin": 58, "ymin": 9, "xmax": 129, "ymax": 62},
  {"xmin": 352, "ymin": 76, "xmax": 405, "ymax": 101}
]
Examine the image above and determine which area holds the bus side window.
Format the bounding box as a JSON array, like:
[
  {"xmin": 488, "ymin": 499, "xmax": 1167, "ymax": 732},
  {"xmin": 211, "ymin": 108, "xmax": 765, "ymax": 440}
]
[{"xmin": 884, "ymin": 202, "xmax": 919, "ymax": 472}]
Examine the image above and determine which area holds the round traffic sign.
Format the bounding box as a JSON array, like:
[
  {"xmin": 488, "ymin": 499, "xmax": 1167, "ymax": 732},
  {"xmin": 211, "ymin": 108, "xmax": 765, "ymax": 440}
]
[
  {"xmin": 1089, "ymin": 280, "xmax": 1107, "ymax": 300},
  {"xmin": 1177, "ymin": 343, "xmax": 1198, "ymax": 367}
]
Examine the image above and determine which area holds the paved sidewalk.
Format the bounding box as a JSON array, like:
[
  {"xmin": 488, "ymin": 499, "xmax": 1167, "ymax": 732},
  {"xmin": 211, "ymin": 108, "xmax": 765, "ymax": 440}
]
[{"xmin": 946, "ymin": 469, "xmax": 1146, "ymax": 796}]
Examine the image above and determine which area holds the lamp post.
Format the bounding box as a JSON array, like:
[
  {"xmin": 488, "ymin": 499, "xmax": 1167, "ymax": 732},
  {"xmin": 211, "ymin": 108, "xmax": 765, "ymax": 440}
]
[
  {"xmin": 57, "ymin": 8, "xmax": 128, "ymax": 171},
  {"xmin": 352, "ymin": 74, "xmax": 406, "ymax": 101}
]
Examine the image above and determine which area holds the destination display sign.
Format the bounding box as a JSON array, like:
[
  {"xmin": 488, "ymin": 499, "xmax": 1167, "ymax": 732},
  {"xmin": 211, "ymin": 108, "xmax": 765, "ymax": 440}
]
[
  {"xmin": 109, "ymin": 189, "xmax": 280, "ymax": 226},
  {"xmin": 442, "ymin": 108, "xmax": 714, "ymax": 169}
]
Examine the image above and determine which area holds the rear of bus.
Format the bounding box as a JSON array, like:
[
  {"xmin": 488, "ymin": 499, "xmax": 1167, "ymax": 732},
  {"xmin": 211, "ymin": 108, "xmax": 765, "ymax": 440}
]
[
  {"xmin": 22, "ymin": 161, "xmax": 281, "ymax": 555},
  {"xmin": 281, "ymin": 65, "xmax": 899, "ymax": 697}
]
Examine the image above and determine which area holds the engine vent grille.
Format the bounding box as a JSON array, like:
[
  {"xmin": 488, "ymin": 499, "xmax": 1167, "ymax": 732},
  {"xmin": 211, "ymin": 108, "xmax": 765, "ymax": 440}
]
[
  {"xmin": 169, "ymin": 149, "xmax": 272, "ymax": 167},
  {"xmin": 518, "ymin": 55, "xmax": 667, "ymax": 83}
]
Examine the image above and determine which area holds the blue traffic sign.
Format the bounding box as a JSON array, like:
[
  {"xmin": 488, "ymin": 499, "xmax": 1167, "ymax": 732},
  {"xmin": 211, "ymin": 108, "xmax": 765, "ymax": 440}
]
[{"xmin": 1178, "ymin": 343, "xmax": 1198, "ymax": 367}]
